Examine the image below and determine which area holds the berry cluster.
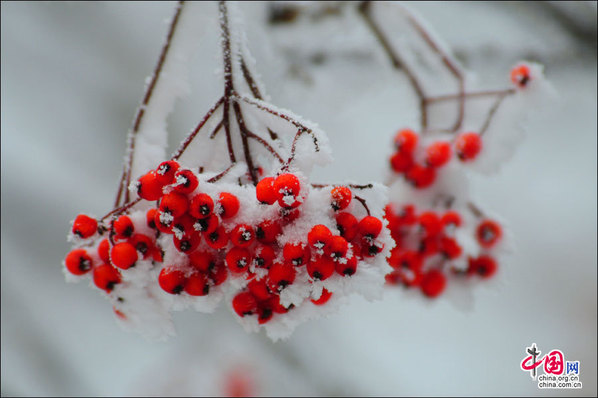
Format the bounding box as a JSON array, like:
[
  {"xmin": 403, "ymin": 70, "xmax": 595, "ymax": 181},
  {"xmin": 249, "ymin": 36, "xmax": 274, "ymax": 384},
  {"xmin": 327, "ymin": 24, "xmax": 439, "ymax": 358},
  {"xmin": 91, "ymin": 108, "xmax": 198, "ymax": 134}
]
[
  {"xmin": 65, "ymin": 160, "xmax": 390, "ymax": 336},
  {"xmin": 389, "ymin": 129, "xmax": 483, "ymax": 189},
  {"xmin": 384, "ymin": 204, "xmax": 503, "ymax": 298}
]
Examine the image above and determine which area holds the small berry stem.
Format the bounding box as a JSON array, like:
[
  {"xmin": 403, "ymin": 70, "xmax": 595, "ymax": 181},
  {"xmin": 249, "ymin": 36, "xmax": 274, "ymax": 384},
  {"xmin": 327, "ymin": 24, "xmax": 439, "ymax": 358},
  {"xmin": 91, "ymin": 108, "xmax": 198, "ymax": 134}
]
[
  {"xmin": 467, "ymin": 201, "xmax": 485, "ymax": 218},
  {"xmin": 101, "ymin": 198, "xmax": 142, "ymax": 222},
  {"xmin": 427, "ymin": 88, "xmax": 515, "ymax": 103},
  {"xmin": 479, "ymin": 91, "xmax": 510, "ymax": 136},
  {"xmin": 207, "ymin": 164, "xmax": 236, "ymax": 183},
  {"xmin": 354, "ymin": 195, "xmax": 371, "ymax": 216}
]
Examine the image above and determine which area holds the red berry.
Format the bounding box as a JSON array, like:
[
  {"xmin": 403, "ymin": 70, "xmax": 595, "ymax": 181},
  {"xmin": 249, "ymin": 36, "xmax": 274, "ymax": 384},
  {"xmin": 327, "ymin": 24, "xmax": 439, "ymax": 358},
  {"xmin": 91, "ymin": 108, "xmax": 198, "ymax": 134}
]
[
  {"xmin": 189, "ymin": 193, "xmax": 214, "ymax": 219},
  {"xmin": 158, "ymin": 267, "xmax": 186, "ymax": 294},
  {"xmin": 327, "ymin": 236, "xmax": 349, "ymax": 259},
  {"xmin": 152, "ymin": 246, "xmax": 164, "ymax": 263},
  {"xmin": 185, "ymin": 272, "xmax": 210, "ymax": 296},
  {"xmin": 358, "ymin": 216, "xmax": 383, "ymax": 239},
  {"xmin": 218, "ymin": 192, "xmax": 240, "ymax": 219},
  {"xmin": 231, "ymin": 224, "xmax": 255, "ymax": 247},
  {"xmin": 173, "ymin": 232, "xmax": 201, "ymax": 253},
  {"xmin": 388, "ymin": 250, "xmax": 422, "ymax": 271},
  {"xmin": 331, "ymin": 186, "xmax": 352, "ymax": 211},
  {"xmin": 274, "ymin": 173, "xmax": 301, "ymax": 208},
  {"xmin": 469, "ymin": 255, "xmax": 498, "ymax": 278},
  {"xmin": 385, "ymin": 271, "xmax": 402, "ymax": 285},
  {"xmin": 455, "ymin": 132, "xmax": 482, "ymax": 161},
  {"xmin": 420, "ymin": 269, "xmax": 446, "ymax": 298},
  {"xmin": 189, "ymin": 250, "xmax": 216, "ymax": 273},
  {"xmin": 398, "ymin": 204, "xmax": 417, "ymax": 225},
  {"xmin": 511, "ymin": 63, "xmax": 531, "ymax": 88},
  {"xmin": 155, "ymin": 210, "xmax": 174, "ymax": 234},
  {"xmin": 204, "ymin": 225, "xmax": 229, "ymax": 250},
  {"xmin": 130, "ymin": 233, "xmax": 154, "ymax": 259},
  {"xmin": 256, "ymin": 177, "xmax": 278, "ymax": 205},
  {"xmin": 440, "ymin": 236, "xmax": 462, "ymax": 259},
  {"xmin": 97, "ymin": 238, "xmax": 110, "ymax": 263},
  {"xmin": 146, "ymin": 208, "xmax": 159, "ymax": 229},
  {"xmin": 93, "ymin": 264, "xmax": 121, "ymax": 292},
  {"xmin": 193, "ymin": 214, "xmax": 219, "ymax": 234},
  {"xmin": 254, "ymin": 245, "xmax": 276, "ymax": 269},
  {"xmin": 280, "ymin": 207, "xmax": 301, "ymax": 222},
  {"xmin": 247, "ymin": 279, "xmax": 271, "ymax": 302},
  {"xmin": 137, "ymin": 171, "xmax": 164, "ymax": 201},
  {"xmin": 311, "ymin": 288, "xmax": 332, "ymax": 305},
  {"xmin": 226, "ymin": 247, "xmax": 253, "ymax": 273},
  {"xmin": 394, "ymin": 129, "xmax": 418, "ymax": 154},
  {"xmin": 283, "ymin": 242, "xmax": 310, "ymax": 266},
  {"xmin": 441, "ymin": 211, "xmax": 462, "ymax": 228},
  {"xmin": 155, "ymin": 160, "xmax": 180, "ymax": 185},
  {"xmin": 255, "ymin": 219, "xmax": 282, "ymax": 244},
  {"xmin": 110, "ymin": 242, "xmax": 138, "ymax": 269},
  {"xmin": 159, "ymin": 192, "xmax": 188, "ymax": 218},
  {"xmin": 335, "ymin": 254, "xmax": 357, "ymax": 276},
  {"xmin": 232, "ymin": 291, "xmax": 258, "ymax": 317},
  {"xmin": 308, "ymin": 224, "xmax": 333, "ymax": 250},
  {"xmin": 476, "ymin": 219, "xmax": 502, "ymax": 248},
  {"xmin": 64, "ymin": 249, "xmax": 93, "ymax": 275},
  {"xmin": 419, "ymin": 211, "xmax": 442, "ymax": 237},
  {"xmin": 307, "ymin": 256, "xmax": 335, "ymax": 281},
  {"xmin": 335, "ymin": 212, "xmax": 358, "ymax": 241},
  {"xmin": 172, "ymin": 214, "xmax": 196, "ymax": 237},
  {"xmin": 72, "ymin": 214, "xmax": 97, "ymax": 238},
  {"xmin": 406, "ymin": 164, "xmax": 436, "ymax": 188},
  {"xmin": 425, "ymin": 141, "xmax": 452, "ymax": 168},
  {"xmin": 172, "ymin": 169, "xmax": 198, "ymax": 194},
  {"xmin": 268, "ymin": 263, "xmax": 296, "ymax": 291},
  {"xmin": 390, "ymin": 151, "xmax": 414, "ymax": 173},
  {"xmin": 209, "ymin": 263, "xmax": 228, "ymax": 286},
  {"xmin": 113, "ymin": 215, "xmax": 134, "ymax": 240},
  {"xmin": 419, "ymin": 236, "xmax": 439, "ymax": 257},
  {"xmin": 362, "ymin": 241, "xmax": 385, "ymax": 257}
]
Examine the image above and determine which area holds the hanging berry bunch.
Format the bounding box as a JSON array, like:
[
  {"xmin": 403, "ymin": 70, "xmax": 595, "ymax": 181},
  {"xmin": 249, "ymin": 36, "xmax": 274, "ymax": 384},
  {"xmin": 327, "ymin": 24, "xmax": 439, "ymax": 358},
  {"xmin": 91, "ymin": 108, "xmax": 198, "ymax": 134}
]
[
  {"xmin": 359, "ymin": 2, "xmax": 548, "ymax": 299},
  {"xmin": 64, "ymin": 1, "xmax": 391, "ymax": 340}
]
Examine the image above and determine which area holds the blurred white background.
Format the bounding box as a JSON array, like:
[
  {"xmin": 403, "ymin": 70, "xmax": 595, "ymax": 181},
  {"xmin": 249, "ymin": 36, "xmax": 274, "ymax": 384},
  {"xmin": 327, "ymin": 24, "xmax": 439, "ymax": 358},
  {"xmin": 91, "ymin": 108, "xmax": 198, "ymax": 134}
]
[{"xmin": 1, "ymin": 1, "xmax": 596, "ymax": 396}]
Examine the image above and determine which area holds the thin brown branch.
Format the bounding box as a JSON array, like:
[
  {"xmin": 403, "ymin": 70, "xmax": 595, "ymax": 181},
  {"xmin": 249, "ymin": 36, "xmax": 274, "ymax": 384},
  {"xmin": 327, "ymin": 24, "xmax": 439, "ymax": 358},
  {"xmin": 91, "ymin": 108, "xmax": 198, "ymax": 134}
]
[
  {"xmin": 101, "ymin": 198, "xmax": 142, "ymax": 222},
  {"xmin": 479, "ymin": 92, "xmax": 509, "ymax": 136},
  {"xmin": 220, "ymin": 1, "xmax": 237, "ymax": 164},
  {"xmin": 116, "ymin": 1, "xmax": 185, "ymax": 207},
  {"xmin": 232, "ymin": 101, "xmax": 259, "ymax": 184},
  {"xmin": 240, "ymin": 56, "xmax": 263, "ymax": 100},
  {"xmin": 427, "ymin": 88, "xmax": 516, "ymax": 103},
  {"xmin": 311, "ymin": 183, "xmax": 374, "ymax": 190},
  {"xmin": 246, "ymin": 130, "xmax": 285, "ymax": 164},
  {"xmin": 354, "ymin": 195, "xmax": 371, "ymax": 216},
  {"xmin": 207, "ymin": 164, "xmax": 236, "ymax": 183},
  {"xmin": 209, "ymin": 120, "xmax": 223, "ymax": 139},
  {"xmin": 467, "ymin": 201, "xmax": 484, "ymax": 218}
]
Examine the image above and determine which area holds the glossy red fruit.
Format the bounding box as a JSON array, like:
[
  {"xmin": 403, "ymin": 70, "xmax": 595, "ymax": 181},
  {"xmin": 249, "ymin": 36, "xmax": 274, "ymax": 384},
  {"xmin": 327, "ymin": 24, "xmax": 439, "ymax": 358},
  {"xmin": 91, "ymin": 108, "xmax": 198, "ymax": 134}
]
[
  {"xmin": 419, "ymin": 236, "xmax": 439, "ymax": 257},
  {"xmin": 476, "ymin": 219, "xmax": 502, "ymax": 248},
  {"xmin": 184, "ymin": 272, "xmax": 210, "ymax": 296},
  {"xmin": 307, "ymin": 256, "xmax": 335, "ymax": 281},
  {"xmin": 171, "ymin": 214, "xmax": 196, "ymax": 237},
  {"xmin": 159, "ymin": 192, "xmax": 188, "ymax": 218},
  {"xmin": 137, "ymin": 171, "xmax": 164, "ymax": 201},
  {"xmin": 420, "ymin": 269, "xmax": 446, "ymax": 298},
  {"xmin": 327, "ymin": 236, "xmax": 349, "ymax": 259},
  {"xmin": 406, "ymin": 164, "xmax": 436, "ymax": 188},
  {"xmin": 469, "ymin": 255, "xmax": 498, "ymax": 278},
  {"xmin": 335, "ymin": 255, "xmax": 357, "ymax": 276},
  {"xmin": 204, "ymin": 225, "xmax": 229, "ymax": 250},
  {"xmin": 388, "ymin": 250, "xmax": 422, "ymax": 271},
  {"xmin": 146, "ymin": 208, "xmax": 159, "ymax": 229},
  {"xmin": 130, "ymin": 234, "xmax": 154, "ymax": 259},
  {"xmin": 268, "ymin": 263, "xmax": 296, "ymax": 291},
  {"xmin": 311, "ymin": 288, "xmax": 333, "ymax": 305},
  {"xmin": 158, "ymin": 267, "xmax": 187, "ymax": 294},
  {"xmin": 307, "ymin": 224, "xmax": 332, "ymax": 250},
  {"xmin": 274, "ymin": 173, "xmax": 301, "ymax": 208},
  {"xmin": 232, "ymin": 291, "xmax": 258, "ymax": 317},
  {"xmin": 193, "ymin": 214, "xmax": 219, "ymax": 234},
  {"xmin": 358, "ymin": 216, "xmax": 383, "ymax": 239},
  {"xmin": 72, "ymin": 214, "xmax": 97, "ymax": 238},
  {"xmin": 394, "ymin": 129, "xmax": 418, "ymax": 153},
  {"xmin": 247, "ymin": 279, "xmax": 271, "ymax": 302},
  {"xmin": 363, "ymin": 241, "xmax": 384, "ymax": 257},
  {"xmin": 231, "ymin": 224, "xmax": 255, "ymax": 248},
  {"xmin": 64, "ymin": 249, "xmax": 93, "ymax": 275},
  {"xmin": 441, "ymin": 211, "xmax": 462, "ymax": 228},
  {"xmin": 172, "ymin": 169, "xmax": 198, "ymax": 194},
  {"xmin": 419, "ymin": 211, "xmax": 442, "ymax": 237},
  {"xmin": 113, "ymin": 215, "xmax": 134, "ymax": 240},
  {"xmin": 331, "ymin": 186, "xmax": 352, "ymax": 211},
  {"xmin": 173, "ymin": 233, "xmax": 201, "ymax": 253},
  {"xmin": 255, "ymin": 219, "xmax": 282, "ymax": 244},
  {"xmin": 440, "ymin": 236, "xmax": 462, "ymax": 259},
  {"xmin": 335, "ymin": 212, "xmax": 358, "ymax": 241},
  {"xmin": 155, "ymin": 211, "xmax": 174, "ymax": 234},
  {"xmin": 97, "ymin": 238, "xmax": 110, "ymax": 263},
  {"xmin": 511, "ymin": 63, "xmax": 531, "ymax": 88},
  {"xmin": 218, "ymin": 192, "xmax": 240, "ymax": 219},
  {"xmin": 209, "ymin": 263, "xmax": 228, "ymax": 286},
  {"xmin": 189, "ymin": 251, "xmax": 216, "ymax": 273},
  {"xmin": 390, "ymin": 151, "xmax": 414, "ymax": 173},
  {"xmin": 280, "ymin": 207, "xmax": 301, "ymax": 223},
  {"xmin": 189, "ymin": 193, "xmax": 214, "ymax": 219},
  {"xmin": 110, "ymin": 242, "xmax": 138, "ymax": 269},
  {"xmin": 256, "ymin": 177, "xmax": 277, "ymax": 205},
  {"xmin": 226, "ymin": 247, "xmax": 253, "ymax": 273},
  {"xmin": 93, "ymin": 264, "xmax": 121, "ymax": 292},
  {"xmin": 254, "ymin": 245, "xmax": 276, "ymax": 269},
  {"xmin": 155, "ymin": 160, "xmax": 180, "ymax": 185},
  {"xmin": 283, "ymin": 242, "xmax": 310, "ymax": 266},
  {"xmin": 425, "ymin": 141, "xmax": 452, "ymax": 168},
  {"xmin": 455, "ymin": 132, "xmax": 482, "ymax": 161}
]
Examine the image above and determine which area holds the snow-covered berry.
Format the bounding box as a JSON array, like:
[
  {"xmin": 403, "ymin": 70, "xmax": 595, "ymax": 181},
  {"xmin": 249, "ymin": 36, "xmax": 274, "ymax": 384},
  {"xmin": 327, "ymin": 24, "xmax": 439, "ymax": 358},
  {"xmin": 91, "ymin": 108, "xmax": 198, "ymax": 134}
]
[{"xmin": 72, "ymin": 214, "xmax": 97, "ymax": 239}]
